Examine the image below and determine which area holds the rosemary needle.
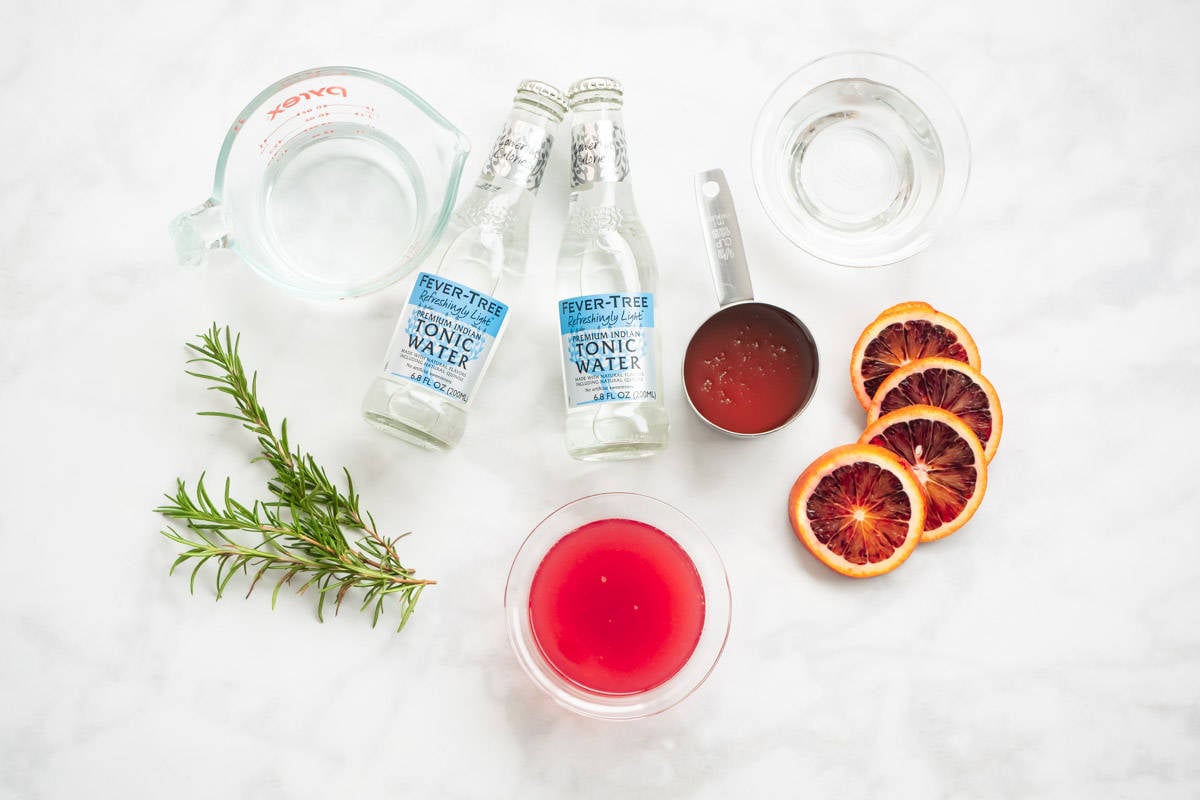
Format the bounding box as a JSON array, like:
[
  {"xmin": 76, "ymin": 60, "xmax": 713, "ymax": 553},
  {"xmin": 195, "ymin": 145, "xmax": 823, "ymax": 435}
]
[{"xmin": 157, "ymin": 324, "xmax": 434, "ymax": 631}]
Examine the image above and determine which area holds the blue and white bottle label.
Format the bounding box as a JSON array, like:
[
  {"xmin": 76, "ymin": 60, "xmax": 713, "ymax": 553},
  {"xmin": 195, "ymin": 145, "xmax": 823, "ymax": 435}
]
[
  {"xmin": 559, "ymin": 292, "xmax": 658, "ymax": 407},
  {"xmin": 386, "ymin": 272, "xmax": 508, "ymax": 404}
]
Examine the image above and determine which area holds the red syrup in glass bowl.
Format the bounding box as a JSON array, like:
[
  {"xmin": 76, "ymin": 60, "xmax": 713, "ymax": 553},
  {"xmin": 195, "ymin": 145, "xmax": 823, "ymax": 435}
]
[{"xmin": 528, "ymin": 518, "xmax": 706, "ymax": 695}]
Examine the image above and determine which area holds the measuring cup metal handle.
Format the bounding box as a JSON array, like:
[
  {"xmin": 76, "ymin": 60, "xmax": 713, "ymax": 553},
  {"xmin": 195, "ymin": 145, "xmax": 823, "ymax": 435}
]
[
  {"xmin": 695, "ymin": 168, "xmax": 754, "ymax": 307},
  {"xmin": 169, "ymin": 198, "xmax": 229, "ymax": 268}
]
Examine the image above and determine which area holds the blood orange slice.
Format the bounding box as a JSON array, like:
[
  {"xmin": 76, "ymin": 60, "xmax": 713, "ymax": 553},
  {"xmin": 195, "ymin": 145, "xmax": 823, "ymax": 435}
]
[
  {"xmin": 850, "ymin": 303, "xmax": 981, "ymax": 410},
  {"xmin": 859, "ymin": 405, "xmax": 987, "ymax": 542},
  {"xmin": 874, "ymin": 300, "xmax": 935, "ymax": 318},
  {"xmin": 788, "ymin": 443, "xmax": 926, "ymax": 578},
  {"xmin": 867, "ymin": 357, "xmax": 1003, "ymax": 462}
]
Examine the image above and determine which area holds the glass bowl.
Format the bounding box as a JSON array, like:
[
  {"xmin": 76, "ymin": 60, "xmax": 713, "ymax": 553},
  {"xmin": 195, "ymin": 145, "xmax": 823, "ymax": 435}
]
[
  {"xmin": 751, "ymin": 51, "xmax": 970, "ymax": 267},
  {"xmin": 505, "ymin": 492, "xmax": 731, "ymax": 720}
]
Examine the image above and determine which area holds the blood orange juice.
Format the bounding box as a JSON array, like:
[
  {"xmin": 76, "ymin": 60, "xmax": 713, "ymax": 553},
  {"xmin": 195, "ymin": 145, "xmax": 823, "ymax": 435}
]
[
  {"xmin": 507, "ymin": 492, "xmax": 730, "ymax": 719},
  {"xmin": 528, "ymin": 518, "xmax": 706, "ymax": 695}
]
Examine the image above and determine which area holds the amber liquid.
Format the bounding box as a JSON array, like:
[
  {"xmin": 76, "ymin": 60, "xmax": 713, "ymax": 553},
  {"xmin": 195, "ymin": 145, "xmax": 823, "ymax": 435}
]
[{"xmin": 684, "ymin": 303, "xmax": 817, "ymax": 434}]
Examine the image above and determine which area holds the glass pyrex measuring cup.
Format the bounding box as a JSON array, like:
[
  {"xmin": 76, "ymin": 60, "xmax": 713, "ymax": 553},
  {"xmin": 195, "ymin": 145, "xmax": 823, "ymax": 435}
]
[
  {"xmin": 683, "ymin": 169, "xmax": 820, "ymax": 437},
  {"xmin": 170, "ymin": 66, "xmax": 470, "ymax": 299}
]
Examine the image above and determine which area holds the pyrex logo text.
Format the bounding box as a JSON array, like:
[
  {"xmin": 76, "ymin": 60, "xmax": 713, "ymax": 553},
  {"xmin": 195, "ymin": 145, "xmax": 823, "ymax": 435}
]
[{"xmin": 267, "ymin": 86, "xmax": 347, "ymax": 120}]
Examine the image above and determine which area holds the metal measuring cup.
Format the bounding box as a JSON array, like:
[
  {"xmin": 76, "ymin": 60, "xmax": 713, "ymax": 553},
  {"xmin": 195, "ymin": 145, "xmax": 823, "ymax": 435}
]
[{"xmin": 683, "ymin": 169, "xmax": 820, "ymax": 437}]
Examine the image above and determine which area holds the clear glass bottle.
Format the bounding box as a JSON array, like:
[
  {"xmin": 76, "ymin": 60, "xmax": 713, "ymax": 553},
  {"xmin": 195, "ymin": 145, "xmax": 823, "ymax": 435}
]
[
  {"xmin": 555, "ymin": 77, "xmax": 669, "ymax": 461},
  {"xmin": 363, "ymin": 80, "xmax": 568, "ymax": 451}
]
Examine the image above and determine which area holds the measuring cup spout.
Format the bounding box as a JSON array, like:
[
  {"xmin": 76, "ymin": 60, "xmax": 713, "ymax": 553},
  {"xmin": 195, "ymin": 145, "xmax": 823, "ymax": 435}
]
[
  {"xmin": 695, "ymin": 169, "xmax": 754, "ymax": 307},
  {"xmin": 169, "ymin": 198, "xmax": 228, "ymax": 268}
]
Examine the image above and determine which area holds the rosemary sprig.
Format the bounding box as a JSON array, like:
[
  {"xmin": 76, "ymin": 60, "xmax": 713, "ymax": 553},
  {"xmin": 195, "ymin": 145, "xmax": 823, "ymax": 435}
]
[{"xmin": 157, "ymin": 324, "xmax": 433, "ymax": 631}]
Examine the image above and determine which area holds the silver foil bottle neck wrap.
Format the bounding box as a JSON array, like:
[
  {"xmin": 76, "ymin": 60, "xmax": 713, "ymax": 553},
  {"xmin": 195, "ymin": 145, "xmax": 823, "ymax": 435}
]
[
  {"xmin": 481, "ymin": 119, "xmax": 555, "ymax": 191},
  {"xmin": 570, "ymin": 120, "xmax": 629, "ymax": 187}
]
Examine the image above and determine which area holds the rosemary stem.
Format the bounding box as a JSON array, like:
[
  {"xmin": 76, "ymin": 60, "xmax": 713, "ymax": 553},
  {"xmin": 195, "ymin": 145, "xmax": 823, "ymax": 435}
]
[{"xmin": 158, "ymin": 324, "xmax": 432, "ymax": 631}]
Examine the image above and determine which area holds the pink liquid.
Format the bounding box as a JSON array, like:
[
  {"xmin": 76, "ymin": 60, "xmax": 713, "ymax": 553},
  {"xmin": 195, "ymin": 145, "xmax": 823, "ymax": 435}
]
[{"xmin": 528, "ymin": 518, "xmax": 706, "ymax": 695}]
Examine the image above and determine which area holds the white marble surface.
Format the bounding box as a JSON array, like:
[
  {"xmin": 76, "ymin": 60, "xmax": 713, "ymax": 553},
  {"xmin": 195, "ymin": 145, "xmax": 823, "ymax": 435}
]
[{"xmin": 3, "ymin": 1, "xmax": 1199, "ymax": 797}]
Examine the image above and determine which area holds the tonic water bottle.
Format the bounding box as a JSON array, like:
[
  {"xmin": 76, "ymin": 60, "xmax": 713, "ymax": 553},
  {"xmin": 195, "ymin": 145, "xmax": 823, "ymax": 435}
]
[
  {"xmin": 555, "ymin": 77, "xmax": 669, "ymax": 460},
  {"xmin": 363, "ymin": 80, "xmax": 568, "ymax": 451}
]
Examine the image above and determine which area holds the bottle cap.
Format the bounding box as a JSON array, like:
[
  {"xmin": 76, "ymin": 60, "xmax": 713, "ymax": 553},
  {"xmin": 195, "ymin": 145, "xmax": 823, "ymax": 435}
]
[
  {"xmin": 568, "ymin": 77, "xmax": 623, "ymax": 98},
  {"xmin": 515, "ymin": 80, "xmax": 569, "ymax": 121}
]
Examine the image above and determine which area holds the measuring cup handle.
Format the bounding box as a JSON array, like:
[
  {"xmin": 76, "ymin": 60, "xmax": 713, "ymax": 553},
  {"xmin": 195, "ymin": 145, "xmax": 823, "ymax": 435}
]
[
  {"xmin": 169, "ymin": 198, "xmax": 228, "ymax": 268},
  {"xmin": 695, "ymin": 169, "xmax": 754, "ymax": 307}
]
